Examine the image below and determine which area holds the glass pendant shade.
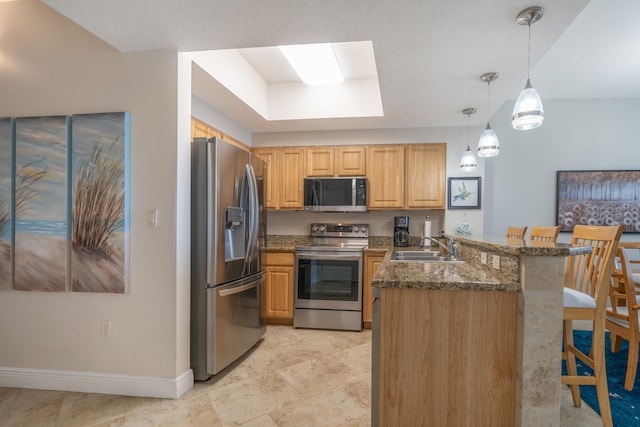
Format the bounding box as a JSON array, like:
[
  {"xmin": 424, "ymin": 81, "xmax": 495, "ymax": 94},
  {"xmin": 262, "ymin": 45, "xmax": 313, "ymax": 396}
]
[
  {"xmin": 512, "ymin": 80, "xmax": 544, "ymax": 130},
  {"xmin": 459, "ymin": 144, "xmax": 477, "ymax": 172},
  {"xmin": 477, "ymin": 122, "xmax": 500, "ymax": 158}
]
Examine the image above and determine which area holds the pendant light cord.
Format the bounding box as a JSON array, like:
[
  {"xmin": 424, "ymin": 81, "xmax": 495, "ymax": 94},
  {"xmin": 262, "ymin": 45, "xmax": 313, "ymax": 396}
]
[
  {"xmin": 487, "ymin": 80, "xmax": 491, "ymax": 122},
  {"xmin": 527, "ymin": 23, "xmax": 532, "ymax": 80}
]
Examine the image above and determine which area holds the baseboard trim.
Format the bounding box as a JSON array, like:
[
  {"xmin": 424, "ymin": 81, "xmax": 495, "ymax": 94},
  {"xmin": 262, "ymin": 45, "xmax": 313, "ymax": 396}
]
[{"xmin": 0, "ymin": 366, "xmax": 194, "ymax": 399}]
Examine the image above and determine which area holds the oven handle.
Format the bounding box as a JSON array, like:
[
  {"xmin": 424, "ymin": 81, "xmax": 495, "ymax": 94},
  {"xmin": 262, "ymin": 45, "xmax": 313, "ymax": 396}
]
[{"xmin": 296, "ymin": 253, "xmax": 363, "ymax": 261}]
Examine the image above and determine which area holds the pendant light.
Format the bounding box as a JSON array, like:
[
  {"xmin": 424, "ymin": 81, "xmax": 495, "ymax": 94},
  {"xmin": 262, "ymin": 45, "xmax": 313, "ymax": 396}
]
[
  {"xmin": 477, "ymin": 72, "xmax": 500, "ymax": 157},
  {"xmin": 459, "ymin": 108, "xmax": 477, "ymax": 172},
  {"xmin": 512, "ymin": 6, "xmax": 544, "ymax": 130}
]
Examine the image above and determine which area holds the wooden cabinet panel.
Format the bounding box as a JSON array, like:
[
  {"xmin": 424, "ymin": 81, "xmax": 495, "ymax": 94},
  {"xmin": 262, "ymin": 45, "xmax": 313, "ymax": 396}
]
[
  {"xmin": 278, "ymin": 147, "xmax": 305, "ymax": 209},
  {"xmin": 366, "ymin": 145, "xmax": 404, "ymax": 208},
  {"xmin": 378, "ymin": 288, "xmax": 518, "ymax": 425},
  {"xmin": 252, "ymin": 148, "xmax": 278, "ymax": 209},
  {"xmin": 405, "ymin": 143, "xmax": 446, "ymax": 209},
  {"xmin": 190, "ymin": 117, "xmax": 249, "ymax": 151},
  {"xmin": 363, "ymin": 252, "xmax": 385, "ymax": 326},
  {"xmin": 265, "ymin": 252, "xmax": 295, "ymax": 322},
  {"xmin": 306, "ymin": 147, "xmax": 335, "ymax": 176},
  {"xmin": 336, "ymin": 146, "xmax": 366, "ymax": 176}
]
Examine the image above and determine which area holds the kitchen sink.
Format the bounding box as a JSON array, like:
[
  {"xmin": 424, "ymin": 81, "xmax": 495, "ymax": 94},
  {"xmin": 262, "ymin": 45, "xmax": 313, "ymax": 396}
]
[{"xmin": 390, "ymin": 250, "xmax": 463, "ymax": 263}]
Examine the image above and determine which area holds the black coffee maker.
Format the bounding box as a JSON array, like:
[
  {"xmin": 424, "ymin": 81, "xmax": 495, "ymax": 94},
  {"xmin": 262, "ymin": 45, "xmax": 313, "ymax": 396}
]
[{"xmin": 394, "ymin": 216, "xmax": 409, "ymax": 247}]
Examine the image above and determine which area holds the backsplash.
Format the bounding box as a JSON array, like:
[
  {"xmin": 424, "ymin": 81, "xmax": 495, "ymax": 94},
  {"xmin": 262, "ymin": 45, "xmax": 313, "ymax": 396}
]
[{"xmin": 266, "ymin": 209, "xmax": 445, "ymax": 238}]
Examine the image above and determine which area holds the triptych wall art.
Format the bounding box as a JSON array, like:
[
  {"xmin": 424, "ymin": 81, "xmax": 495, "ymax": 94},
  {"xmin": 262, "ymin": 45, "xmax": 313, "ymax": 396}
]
[{"xmin": 0, "ymin": 112, "xmax": 129, "ymax": 293}]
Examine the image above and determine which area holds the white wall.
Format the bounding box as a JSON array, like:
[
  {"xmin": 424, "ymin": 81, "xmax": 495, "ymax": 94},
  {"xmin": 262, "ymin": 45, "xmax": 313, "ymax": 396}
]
[
  {"xmin": 0, "ymin": 1, "xmax": 191, "ymax": 397},
  {"xmin": 485, "ymin": 98, "xmax": 640, "ymax": 243},
  {"xmin": 253, "ymin": 126, "xmax": 487, "ymax": 237}
]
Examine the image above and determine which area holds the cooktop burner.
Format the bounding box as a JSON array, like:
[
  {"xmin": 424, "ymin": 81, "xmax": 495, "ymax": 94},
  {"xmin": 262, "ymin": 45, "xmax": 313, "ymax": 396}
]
[{"xmin": 295, "ymin": 223, "xmax": 370, "ymax": 252}]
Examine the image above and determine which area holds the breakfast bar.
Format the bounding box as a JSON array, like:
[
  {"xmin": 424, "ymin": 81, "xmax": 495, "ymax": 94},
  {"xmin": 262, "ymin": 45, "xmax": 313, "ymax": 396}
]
[{"xmin": 371, "ymin": 235, "xmax": 592, "ymax": 427}]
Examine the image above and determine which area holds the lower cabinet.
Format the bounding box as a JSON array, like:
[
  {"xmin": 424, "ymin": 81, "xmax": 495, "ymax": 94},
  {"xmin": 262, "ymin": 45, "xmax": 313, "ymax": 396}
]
[
  {"xmin": 265, "ymin": 252, "xmax": 295, "ymax": 324},
  {"xmin": 363, "ymin": 252, "xmax": 385, "ymax": 327}
]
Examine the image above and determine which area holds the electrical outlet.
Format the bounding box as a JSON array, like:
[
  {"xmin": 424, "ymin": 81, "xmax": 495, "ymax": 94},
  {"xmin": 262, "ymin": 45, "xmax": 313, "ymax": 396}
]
[
  {"xmin": 100, "ymin": 320, "xmax": 112, "ymax": 337},
  {"xmin": 492, "ymin": 255, "xmax": 500, "ymax": 270},
  {"xmin": 480, "ymin": 252, "xmax": 488, "ymax": 265}
]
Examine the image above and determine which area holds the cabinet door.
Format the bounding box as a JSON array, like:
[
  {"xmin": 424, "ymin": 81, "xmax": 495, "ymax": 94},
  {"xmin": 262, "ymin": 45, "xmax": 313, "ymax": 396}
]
[
  {"xmin": 366, "ymin": 145, "xmax": 404, "ymax": 208},
  {"xmin": 265, "ymin": 252, "xmax": 295, "ymax": 321},
  {"xmin": 405, "ymin": 144, "xmax": 446, "ymax": 208},
  {"xmin": 252, "ymin": 148, "xmax": 278, "ymax": 209},
  {"xmin": 307, "ymin": 147, "xmax": 335, "ymax": 177},
  {"xmin": 363, "ymin": 253, "xmax": 384, "ymax": 325},
  {"xmin": 279, "ymin": 147, "xmax": 305, "ymax": 209},
  {"xmin": 336, "ymin": 146, "xmax": 366, "ymax": 176}
]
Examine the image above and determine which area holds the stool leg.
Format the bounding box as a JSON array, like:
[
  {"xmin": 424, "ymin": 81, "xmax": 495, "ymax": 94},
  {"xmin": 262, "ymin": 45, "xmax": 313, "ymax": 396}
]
[{"xmin": 563, "ymin": 319, "xmax": 581, "ymax": 407}]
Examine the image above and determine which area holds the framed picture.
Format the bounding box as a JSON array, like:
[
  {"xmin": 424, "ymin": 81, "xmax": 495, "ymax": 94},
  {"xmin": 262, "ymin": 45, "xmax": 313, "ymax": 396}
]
[
  {"xmin": 556, "ymin": 170, "xmax": 640, "ymax": 233},
  {"xmin": 448, "ymin": 177, "xmax": 481, "ymax": 210}
]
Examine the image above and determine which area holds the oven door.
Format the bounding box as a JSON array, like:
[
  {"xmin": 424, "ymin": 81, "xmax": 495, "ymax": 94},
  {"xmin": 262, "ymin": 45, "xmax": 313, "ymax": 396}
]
[{"xmin": 295, "ymin": 251, "xmax": 362, "ymax": 311}]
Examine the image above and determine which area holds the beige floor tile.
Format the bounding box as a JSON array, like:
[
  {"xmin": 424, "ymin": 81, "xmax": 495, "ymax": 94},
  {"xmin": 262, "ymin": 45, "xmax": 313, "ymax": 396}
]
[
  {"xmin": 3, "ymin": 389, "xmax": 67, "ymax": 427},
  {"xmin": 269, "ymin": 387, "xmax": 370, "ymax": 427},
  {"xmin": 340, "ymin": 377, "xmax": 372, "ymax": 409},
  {"xmin": 206, "ymin": 371, "xmax": 302, "ymax": 426},
  {"xmin": 0, "ymin": 387, "xmax": 21, "ymax": 418},
  {"xmin": 237, "ymin": 414, "xmax": 278, "ymax": 427},
  {"xmin": 277, "ymin": 355, "xmax": 359, "ymax": 399},
  {"xmin": 57, "ymin": 392, "xmax": 160, "ymax": 426}
]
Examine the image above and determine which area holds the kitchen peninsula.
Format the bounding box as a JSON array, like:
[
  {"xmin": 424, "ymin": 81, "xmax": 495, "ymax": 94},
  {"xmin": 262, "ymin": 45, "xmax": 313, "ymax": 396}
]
[{"xmin": 371, "ymin": 235, "xmax": 592, "ymax": 427}]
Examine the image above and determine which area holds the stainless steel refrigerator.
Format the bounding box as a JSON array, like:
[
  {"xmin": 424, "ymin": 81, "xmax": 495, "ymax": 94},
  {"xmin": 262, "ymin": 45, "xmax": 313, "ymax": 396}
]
[{"xmin": 190, "ymin": 137, "xmax": 267, "ymax": 381}]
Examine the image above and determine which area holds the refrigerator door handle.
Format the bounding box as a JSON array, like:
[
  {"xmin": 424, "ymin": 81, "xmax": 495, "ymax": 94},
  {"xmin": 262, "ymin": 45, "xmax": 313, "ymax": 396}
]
[
  {"xmin": 244, "ymin": 163, "xmax": 259, "ymax": 265},
  {"xmin": 218, "ymin": 277, "xmax": 261, "ymax": 297}
]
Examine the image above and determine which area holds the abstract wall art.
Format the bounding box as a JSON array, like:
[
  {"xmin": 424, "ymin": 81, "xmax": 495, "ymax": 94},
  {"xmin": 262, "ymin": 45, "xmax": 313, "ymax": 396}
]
[{"xmin": 556, "ymin": 170, "xmax": 640, "ymax": 233}]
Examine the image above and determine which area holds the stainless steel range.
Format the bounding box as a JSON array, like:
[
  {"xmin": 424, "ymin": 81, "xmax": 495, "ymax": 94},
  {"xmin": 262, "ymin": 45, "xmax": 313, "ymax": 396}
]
[{"xmin": 294, "ymin": 223, "xmax": 369, "ymax": 331}]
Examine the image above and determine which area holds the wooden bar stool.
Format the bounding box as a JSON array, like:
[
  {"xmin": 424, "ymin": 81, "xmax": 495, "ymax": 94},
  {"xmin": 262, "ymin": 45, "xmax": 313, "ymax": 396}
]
[
  {"xmin": 506, "ymin": 226, "xmax": 527, "ymax": 239},
  {"xmin": 562, "ymin": 225, "xmax": 623, "ymax": 427},
  {"xmin": 529, "ymin": 226, "xmax": 560, "ymax": 243}
]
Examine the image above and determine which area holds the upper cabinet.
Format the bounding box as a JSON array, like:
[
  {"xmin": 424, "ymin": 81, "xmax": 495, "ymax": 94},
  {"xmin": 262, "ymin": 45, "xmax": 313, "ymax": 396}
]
[
  {"xmin": 405, "ymin": 143, "xmax": 446, "ymax": 209},
  {"xmin": 252, "ymin": 148, "xmax": 278, "ymax": 209},
  {"xmin": 307, "ymin": 146, "xmax": 366, "ymax": 177},
  {"xmin": 255, "ymin": 143, "xmax": 446, "ymax": 210},
  {"xmin": 306, "ymin": 147, "xmax": 335, "ymax": 176},
  {"xmin": 253, "ymin": 147, "xmax": 306, "ymax": 210},
  {"xmin": 336, "ymin": 146, "xmax": 366, "ymax": 176},
  {"xmin": 190, "ymin": 117, "xmax": 249, "ymax": 152},
  {"xmin": 278, "ymin": 147, "xmax": 306, "ymax": 209},
  {"xmin": 366, "ymin": 145, "xmax": 405, "ymax": 209}
]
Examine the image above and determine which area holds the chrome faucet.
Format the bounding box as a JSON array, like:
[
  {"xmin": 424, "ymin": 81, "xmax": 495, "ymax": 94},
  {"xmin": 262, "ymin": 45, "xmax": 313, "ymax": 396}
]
[{"xmin": 420, "ymin": 236, "xmax": 459, "ymax": 260}]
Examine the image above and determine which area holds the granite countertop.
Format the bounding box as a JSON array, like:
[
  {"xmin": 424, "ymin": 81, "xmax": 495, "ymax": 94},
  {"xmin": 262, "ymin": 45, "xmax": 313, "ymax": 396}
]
[
  {"xmin": 452, "ymin": 234, "xmax": 593, "ymax": 257},
  {"xmin": 371, "ymin": 245, "xmax": 519, "ymax": 292}
]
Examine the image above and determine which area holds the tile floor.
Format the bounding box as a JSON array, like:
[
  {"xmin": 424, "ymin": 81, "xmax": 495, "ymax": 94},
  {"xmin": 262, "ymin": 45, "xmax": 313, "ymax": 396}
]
[{"xmin": 0, "ymin": 325, "xmax": 601, "ymax": 426}]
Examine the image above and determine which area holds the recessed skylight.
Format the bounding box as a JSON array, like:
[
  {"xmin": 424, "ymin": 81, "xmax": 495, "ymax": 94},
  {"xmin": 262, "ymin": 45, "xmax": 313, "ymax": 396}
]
[{"xmin": 279, "ymin": 43, "xmax": 344, "ymax": 86}]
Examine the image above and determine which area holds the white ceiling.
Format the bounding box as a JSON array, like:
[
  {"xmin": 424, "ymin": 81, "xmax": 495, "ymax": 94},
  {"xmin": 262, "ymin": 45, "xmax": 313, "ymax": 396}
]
[{"xmin": 39, "ymin": 0, "xmax": 640, "ymax": 133}]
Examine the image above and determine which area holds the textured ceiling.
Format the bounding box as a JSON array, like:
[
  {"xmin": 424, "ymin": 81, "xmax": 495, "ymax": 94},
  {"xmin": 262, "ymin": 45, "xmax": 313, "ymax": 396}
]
[{"xmin": 38, "ymin": 0, "xmax": 640, "ymax": 133}]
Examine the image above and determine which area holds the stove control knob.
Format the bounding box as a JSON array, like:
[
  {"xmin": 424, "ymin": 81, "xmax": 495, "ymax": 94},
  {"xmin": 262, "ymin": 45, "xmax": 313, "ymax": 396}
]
[
  {"xmin": 318, "ymin": 225, "xmax": 326, "ymax": 232},
  {"xmin": 311, "ymin": 225, "xmax": 319, "ymax": 232},
  {"xmin": 353, "ymin": 226, "xmax": 360, "ymax": 232},
  {"xmin": 360, "ymin": 226, "xmax": 368, "ymax": 234}
]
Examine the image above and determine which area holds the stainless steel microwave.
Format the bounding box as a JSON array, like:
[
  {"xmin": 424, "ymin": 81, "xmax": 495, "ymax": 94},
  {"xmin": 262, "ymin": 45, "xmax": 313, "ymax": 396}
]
[{"xmin": 303, "ymin": 177, "xmax": 367, "ymax": 212}]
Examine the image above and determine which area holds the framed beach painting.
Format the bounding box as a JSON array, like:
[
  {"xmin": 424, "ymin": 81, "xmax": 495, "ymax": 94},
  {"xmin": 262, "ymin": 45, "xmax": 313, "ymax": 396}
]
[
  {"xmin": 71, "ymin": 112, "xmax": 129, "ymax": 293},
  {"xmin": 14, "ymin": 116, "xmax": 69, "ymax": 292},
  {"xmin": 448, "ymin": 177, "xmax": 481, "ymax": 210},
  {"xmin": 0, "ymin": 118, "xmax": 12, "ymax": 290},
  {"xmin": 556, "ymin": 170, "xmax": 640, "ymax": 233}
]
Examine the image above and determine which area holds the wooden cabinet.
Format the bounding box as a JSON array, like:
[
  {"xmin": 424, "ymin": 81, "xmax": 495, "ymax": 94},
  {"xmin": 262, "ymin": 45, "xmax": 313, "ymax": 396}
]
[
  {"xmin": 366, "ymin": 145, "xmax": 405, "ymax": 209},
  {"xmin": 405, "ymin": 143, "xmax": 446, "ymax": 208},
  {"xmin": 363, "ymin": 252, "xmax": 385, "ymax": 327},
  {"xmin": 336, "ymin": 146, "xmax": 366, "ymax": 176},
  {"xmin": 253, "ymin": 147, "xmax": 305, "ymax": 210},
  {"xmin": 278, "ymin": 147, "xmax": 305, "ymax": 209},
  {"xmin": 252, "ymin": 148, "xmax": 278, "ymax": 209},
  {"xmin": 190, "ymin": 117, "xmax": 249, "ymax": 151},
  {"xmin": 307, "ymin": 146, "xmax": 366, "ymax": 177},
  {"xmin": 265, "ymin": 252, "xmax": 295, "ymax": 324},
  {"xmin": 306, "ymin": 147, "xmax": 335, "ymax": 176}
]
